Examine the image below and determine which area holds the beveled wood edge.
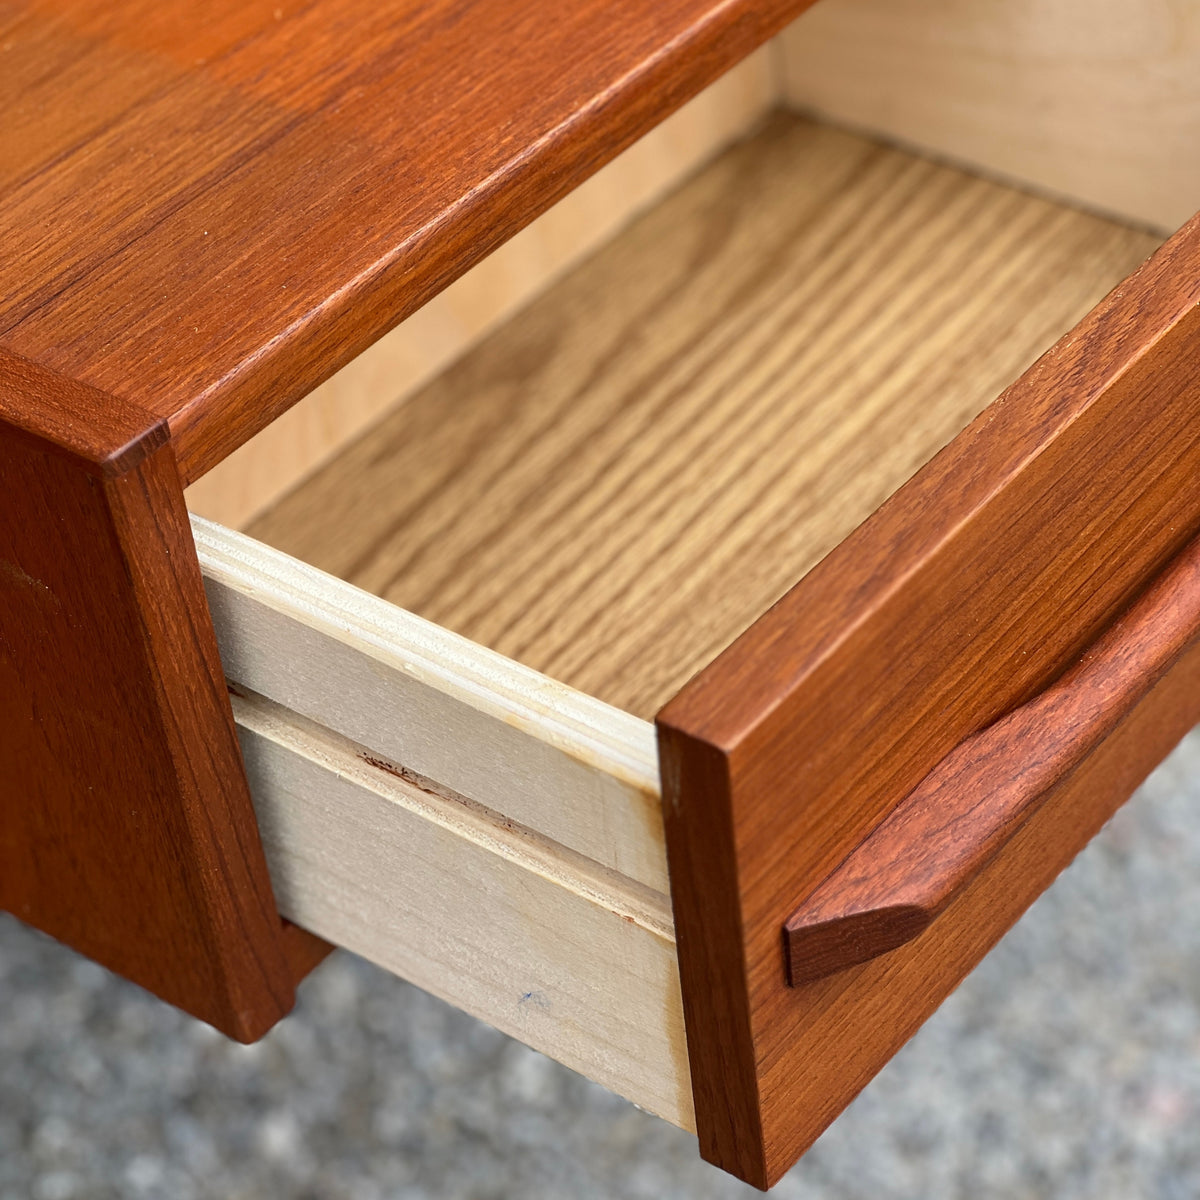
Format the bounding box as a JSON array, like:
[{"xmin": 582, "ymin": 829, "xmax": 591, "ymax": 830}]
[
  {"xmin": 0, "ymin": 346, "xmax": 166, "ymax": 475},
  {"xmin": 0, "ymin": 361, "xmax": 316, "ymax": 1038}
]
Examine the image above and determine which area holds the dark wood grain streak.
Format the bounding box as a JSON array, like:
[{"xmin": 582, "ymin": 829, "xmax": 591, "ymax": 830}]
[
  {"xmin": 0, "ymin": 0, "xmax": 821, "ymax": 484},
  {"xmin": 785, "ymin": 531, "xmax": 1200, "ymax": 986},
  {"xmin": 0, "ymin": 352, "xmax": 316, "ymax": 1039},
  {"xmin": 658, "ymin": 210, "xmax": 1200, "ymax": 1186}
]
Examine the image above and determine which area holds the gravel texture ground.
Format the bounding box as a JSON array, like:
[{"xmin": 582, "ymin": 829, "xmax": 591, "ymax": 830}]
[{"xmin": 4, "ymin": 729, "xmax": 1200, "ymax": 1200}]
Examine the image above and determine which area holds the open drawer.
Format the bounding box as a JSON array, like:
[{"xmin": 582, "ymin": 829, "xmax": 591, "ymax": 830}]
[
  {"xmin": 10, "ymin": 1, "xmax": 1200, "ymax": 1189},
  {"xmin": 188, "ymin": 114, "xmax": 1200, "ymax": 1186}
]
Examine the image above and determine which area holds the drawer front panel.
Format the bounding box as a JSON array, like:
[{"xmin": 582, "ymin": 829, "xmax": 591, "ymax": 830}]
[{"xmin": 659, "ymin": 212, "xmax": 1200, "ymax": 1185}]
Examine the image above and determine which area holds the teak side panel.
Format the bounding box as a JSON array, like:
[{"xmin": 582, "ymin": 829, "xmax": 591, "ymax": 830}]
[
  {"xmin": 0, "ymin": 0, "xmax": 820, "ymax": 484},
  {"xmin": 0, "ymin": 353, "xmax": 305, "ymax": 1039},
  {"xmin": 658, "ymin": 214, "xmax": 1200, "ymax": 1185}
]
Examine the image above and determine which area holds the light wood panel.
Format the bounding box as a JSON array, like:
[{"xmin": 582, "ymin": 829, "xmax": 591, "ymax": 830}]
[
  {"xmin": 779, "ymin": 0, "xmax": 1200, "ymax": 235},
  {"xmin": 196, "ymin": 514, "xmax": 686, "ymax": 1120},
  {"xmin": 233, "ymin": 688, "xmax": 691, "ymax": 1128},
  {"xmin": 185, "ymin": 47, "xmax": 778, "ymax": 528},
  {"xmin": 194, "ymin": 516, "xmax": 666, "ymax": 892},
  {"xmin": 250, "ymin": 113, "xmax": 1159, "ymax": 720}
]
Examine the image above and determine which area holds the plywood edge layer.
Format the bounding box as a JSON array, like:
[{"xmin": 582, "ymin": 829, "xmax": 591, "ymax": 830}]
[
  {"xmin": 193, "ymin": 515, "xmax": 668, "ymax": 893},
  {"xmin": 184, "ymin": 45, "xmax": 780, "ymax": 528},
  {"xmin": 233, "ymin": 689, "xmax": 692, "ymax": 1129}
]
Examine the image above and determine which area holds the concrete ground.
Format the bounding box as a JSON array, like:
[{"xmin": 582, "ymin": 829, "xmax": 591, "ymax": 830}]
[{"xmin": 4, "ymin": 729, "xmax": 1200, "ymax": 1200}]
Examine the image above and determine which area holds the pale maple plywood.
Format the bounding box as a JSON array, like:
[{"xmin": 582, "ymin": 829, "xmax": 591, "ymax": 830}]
[
  {"xmin": 234, "ymin": 690, "xmax": 692, "ymax": 1129},
  {"xmin": 197, "ymin": 514, "xmax": 683, "ymax": 1113},
  {"xmin": 249, "ymin": 113, "xmax": 1160, "ymax": 721},
  {"xmin": 194, "ymin": 516, "xmax": 667, "ymax": 894},
  {"xmin": 185, "ymin": 46, "xmax": 778, "ymax": 529},
  {"xmin": 778, "ymin": 0, "xmax": 1200, "ymax": 236}
]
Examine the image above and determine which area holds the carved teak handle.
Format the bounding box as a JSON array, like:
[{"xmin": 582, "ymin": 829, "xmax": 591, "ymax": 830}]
[{"xmin": 784, "ymin": 533, "xmax": 1200, "ymax": 987}]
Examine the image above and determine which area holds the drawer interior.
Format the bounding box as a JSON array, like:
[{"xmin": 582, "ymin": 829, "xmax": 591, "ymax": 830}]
[
  {"xmin": 244, "ymin": 111, "xmax": 1159, "ymax": 721},
  {"xmin": 195, "ymin": 108, "xmax": 1162, "ymax": 1142}
]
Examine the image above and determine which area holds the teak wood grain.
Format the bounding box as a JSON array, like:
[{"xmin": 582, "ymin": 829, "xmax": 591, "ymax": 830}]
[
  {"xmin": 0, "ymin": 0, "xmax": 820, "ymax": 485},
  {"xmin": 784, "ymin": 530, "xmax": 1200, "ymax": 986},
  {"xmin": 0, "ymin": 349, "xmax": 323, "ymax": 1040},
  {"xmin": 657, "ymin": 209, "xmax": 1200, "ymax": 1186},
  {"xmin": 10, "ymin": 2, "xmax": 1200, "ymax": 1178},
  {"xmin": 184, "ymin": 48, "xmax": 778, "ymax": 528},
  {"xmin": 250, "ymin": 115, "xmax": 1158, "ymax": 719}
]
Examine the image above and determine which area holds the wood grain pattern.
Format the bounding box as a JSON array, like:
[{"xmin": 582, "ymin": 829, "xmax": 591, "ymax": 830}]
[
  {"xmin": 184, "ymin": 47, "xmax": 778, "ymax": 528},
  {"xmin": 0, "ymin": 0, "xmax": 818, "ymax": 485},
  {"xmin": 784, "ymin": 531, "xmax": 1200, "ymax": 986},
  {"xmin": 250, "ymin": 114, "xmax": 1159, "ymax": 720},
  {"xmin": 780, "ymin": 0, "xmax": 1200, "ymax": 235},
  {"xmin": 733, "ymin": 602, "xmax": 1200, "ymax": 1187},
  {"xmin": 233, "ymin": 688, "xmax": 692, "ymax": 1128},
  {"xmin": 194, "ymin": 516, "xmax": 666, "ymax": 893},
  {"xmin": 658, "ymin": 207, "xmax": 1200, "ymax": 1185},
  {"xmin": 0, "ymin": 351, "xmax": 303, "ymax": 1040}
]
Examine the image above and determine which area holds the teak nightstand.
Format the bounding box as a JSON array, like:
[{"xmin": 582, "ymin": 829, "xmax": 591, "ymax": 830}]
[{"xmin": 4, "ymin": 0, "xmax": 1200, "ymax": 1188}]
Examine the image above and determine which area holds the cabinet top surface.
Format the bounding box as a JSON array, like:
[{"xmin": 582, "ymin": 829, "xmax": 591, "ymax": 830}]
[{"xmin": 0, "ymin": 0, "xmax": 811, "ymax": 478}]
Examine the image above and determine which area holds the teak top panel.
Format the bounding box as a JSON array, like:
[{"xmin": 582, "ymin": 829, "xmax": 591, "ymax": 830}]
[
  {"xmin": 250, "ymin": 115, "xmax": 1160, "ymax": 720},
  {"xmin": 0, "ymin": 0, "xmax": 818, "ymax": 483}
]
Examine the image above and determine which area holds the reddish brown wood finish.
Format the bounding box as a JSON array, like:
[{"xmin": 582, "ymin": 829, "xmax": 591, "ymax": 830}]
[
  {"xmin": 282, "ymin": 922, "xmax": 337, "ymax": 981},
  {"xmin": 2, "ymin": 0, "xmax": 798, "ymax": 1041},
  {"xmin": 0, "ymin": 0, "xmax": 818, "ymax": 483},
  {"xmin": 784, "ymin": 531, "xmax": 1200, "ymax": 987},
  {"xmin": 657, "ymin": 213, "xmax": 1200, "ymax": 1187},
  {"xmin": 0, "ymin": 350, "xmax": 313, "ymax": 1040}
]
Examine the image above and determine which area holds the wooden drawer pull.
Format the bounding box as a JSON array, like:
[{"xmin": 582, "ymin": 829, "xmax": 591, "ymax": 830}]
[{"xmin": 784, "ymin": 532, "xmax": 1200, "ymax": 987}]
